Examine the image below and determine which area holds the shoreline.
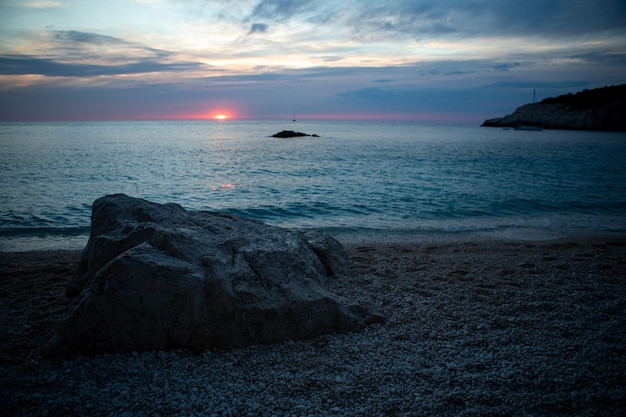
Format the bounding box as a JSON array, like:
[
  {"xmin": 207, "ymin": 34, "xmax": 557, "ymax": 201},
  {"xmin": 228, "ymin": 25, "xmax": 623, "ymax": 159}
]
[
  {"xmin": 3, "ymin": 227, "xmax": 626, "ymax": 254},
  {"xmin": 1, "ymin": 236, "xmax": 625, "ymax": 416}
]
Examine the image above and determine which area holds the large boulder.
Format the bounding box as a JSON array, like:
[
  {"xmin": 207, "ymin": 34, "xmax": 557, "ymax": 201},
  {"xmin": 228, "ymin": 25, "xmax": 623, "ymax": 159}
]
[{"xmin": 48, "ymin": 195, "xmax": 382, "ymax": 355}]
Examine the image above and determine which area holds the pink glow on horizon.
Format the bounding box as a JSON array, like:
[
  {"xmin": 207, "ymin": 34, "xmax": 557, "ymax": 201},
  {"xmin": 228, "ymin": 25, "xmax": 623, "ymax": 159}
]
[
  {"xmin": 292, "ymin": 112, "xmax": 480, "ymax": 123},
  {"xmin": 7, "ymin": 108, "xmax": 480, "ymax": 123},
  {"xmin": 182, "ymin": 109, "xmax": 237, "ymax": 120}
]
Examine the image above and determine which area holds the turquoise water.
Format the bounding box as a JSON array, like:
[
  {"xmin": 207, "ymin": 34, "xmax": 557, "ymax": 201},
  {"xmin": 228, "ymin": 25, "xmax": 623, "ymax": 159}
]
[{"xmin": 1, "ymin": 121, "xmax": 625, "ymax": 250}]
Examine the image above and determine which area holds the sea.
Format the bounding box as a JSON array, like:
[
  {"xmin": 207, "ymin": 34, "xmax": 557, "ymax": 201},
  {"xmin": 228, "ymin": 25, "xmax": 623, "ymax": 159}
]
[{"xmin": 1, "ymin": 120, "xmax": 626, "ymax": 252}]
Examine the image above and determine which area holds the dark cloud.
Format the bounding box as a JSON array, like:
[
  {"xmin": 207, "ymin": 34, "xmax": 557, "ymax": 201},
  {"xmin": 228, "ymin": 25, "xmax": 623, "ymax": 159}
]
[
  {"xmin": 240, "ymin": 1, "xmax": 626, "ymax": 43},
  {"xmin": 491, "ymin": 63, "xmax": 521, "ymax": 72},
  {"xmin": 483, "ymin": 80, "xmax": 593, "ymax": 91},
  {"xmin": 0, "ymin": 84, "xmax": 199, "ymax": 120},
  {"xmin": 0, "ymin": 55, "xmax": 204, "ymax": 77},
  {"xmin": 352, "ymin": 1, "xmax": 454, "ymax": 38},
  {"xmin": 248, "ymin": 23, "xmax": 268, "ymax": 35},
  {"xmin": 248, "ymin": 0, "xmax": 314, "ymax": 21},
  {"xmin": 199, "ymin": 72, "xmax": 287, "ymax": 83},
  {"xmin": 53, "ymin": 30, "xmax": 124, "ymax": 45},
  {"xmin": 0, "ymin": 67, "xmax": 620, "ymax": 121},
  {"xmin": 1, "ymin": 1, "xmax": 625, "ymax": 122},
  {"xmin": 488, "ymin": 0, "xmax": 626, "ymax": 36},
  {"xmin": 0, "ymin": 80, "xmax": 277, "ymax": 121},
  {"xmin": 49, "ymin": 30, "xmax": 170, "ymax": 61},
  {"xmin": 347, "ymin": 0, "xmax": 626, "ymax": 40},
  {"xmin": 570, "ymin": 52, "xmax": 626, "ymax": 66}
]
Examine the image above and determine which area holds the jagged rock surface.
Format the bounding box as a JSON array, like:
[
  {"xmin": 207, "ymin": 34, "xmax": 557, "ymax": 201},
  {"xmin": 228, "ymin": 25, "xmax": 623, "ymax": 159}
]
[
  {"xmin": 482, "ymin": 85, "xmax": 626, "ymax": 131},
  {"xmin": 48, "ymin": 194, "xmax": 381, "ymax": 355}
]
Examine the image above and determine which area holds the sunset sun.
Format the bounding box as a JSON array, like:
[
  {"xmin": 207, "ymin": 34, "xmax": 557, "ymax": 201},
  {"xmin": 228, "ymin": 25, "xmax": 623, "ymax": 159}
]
[{"xmin": 214, "ymin": 114, "xmax": 229, "ymax": 120}]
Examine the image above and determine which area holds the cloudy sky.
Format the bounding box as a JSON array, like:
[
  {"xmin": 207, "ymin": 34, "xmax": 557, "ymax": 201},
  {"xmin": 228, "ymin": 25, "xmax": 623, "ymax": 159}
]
[{"xmin": 1, "ymin": 0, "xmax": 625, "ymax": 122}]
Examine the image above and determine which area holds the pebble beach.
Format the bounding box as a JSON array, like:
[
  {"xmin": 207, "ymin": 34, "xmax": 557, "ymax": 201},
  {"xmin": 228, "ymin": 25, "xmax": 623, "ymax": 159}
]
[{"xmin": 1, "ymin": 236, "xmax": 625, "ymax": 416}]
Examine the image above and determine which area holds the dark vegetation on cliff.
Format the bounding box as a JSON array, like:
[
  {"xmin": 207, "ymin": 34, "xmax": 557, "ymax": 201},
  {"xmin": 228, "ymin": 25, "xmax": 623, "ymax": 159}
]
[
  {"xmin": 482, "ymin": 84, "xmax": 626, "ymax": 131},
  {"xmin": 540, "ymin": 84, "xmax": 626, "ymax": 110}
]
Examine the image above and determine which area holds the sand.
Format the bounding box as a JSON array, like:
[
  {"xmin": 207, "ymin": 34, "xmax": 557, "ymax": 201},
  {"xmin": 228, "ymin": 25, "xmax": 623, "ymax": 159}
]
[{"xmin": 1, "ymin": 237, "xmax": 625, "ymax": 416}]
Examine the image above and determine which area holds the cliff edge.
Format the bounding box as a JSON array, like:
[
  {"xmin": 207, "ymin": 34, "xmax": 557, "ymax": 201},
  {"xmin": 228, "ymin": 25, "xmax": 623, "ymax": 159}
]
[{"xmin": 482, "ymin": 85, "xmax": 626, "ymax": 131}]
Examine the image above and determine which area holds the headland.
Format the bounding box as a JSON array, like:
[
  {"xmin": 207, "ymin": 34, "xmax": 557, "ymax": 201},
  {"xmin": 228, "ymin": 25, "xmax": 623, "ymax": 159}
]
[{"xmin": 482, "ymin": 84, "xmax": 626, "ymax": 131}]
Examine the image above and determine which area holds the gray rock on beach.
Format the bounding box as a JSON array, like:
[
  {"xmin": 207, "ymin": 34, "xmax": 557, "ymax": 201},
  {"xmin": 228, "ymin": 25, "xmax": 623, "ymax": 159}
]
[{"xmin": 48, "ymin": 194, "xmax": 382, "ymax": 355}]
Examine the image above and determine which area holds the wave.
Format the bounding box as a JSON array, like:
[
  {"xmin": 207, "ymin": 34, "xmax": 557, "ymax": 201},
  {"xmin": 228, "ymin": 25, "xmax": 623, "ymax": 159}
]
[
  {"xmin": 3, "ymin": 121, "xmax": 626, "ymax": 252},
  {"xmin": 222, "ymin": 201, "xmax": 376, "ymax": 222},
  {"xmin": 490, "ymin": 198, "xmax": 626, "ymax": 217}
]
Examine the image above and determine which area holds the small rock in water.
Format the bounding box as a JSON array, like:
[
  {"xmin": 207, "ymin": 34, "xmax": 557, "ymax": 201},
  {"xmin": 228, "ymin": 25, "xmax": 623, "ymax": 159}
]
[{"xmin": 272, "ymin": 130, "xmax": 318, "ymax": 138}]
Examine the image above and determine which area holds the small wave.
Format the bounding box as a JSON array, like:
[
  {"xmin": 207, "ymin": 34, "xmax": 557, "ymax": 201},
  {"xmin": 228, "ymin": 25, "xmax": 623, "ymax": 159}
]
[
  {"xmin": 224, "ymin": 206, "xmax": 302, "ymax": 221},
  {"xmin": 488, "ymin": 198, "xmax": 561, "ymax": 216},
  {"xmin": 31, "ymin": 214, "xmax": 56, "ymax": 223},
  {"xmin": 222, "ymin": 201, "xmax": 380, "ymax": 224},
  {"xmin": 492, "ymin": 198, "xmax": 626, "ymax": 217}
]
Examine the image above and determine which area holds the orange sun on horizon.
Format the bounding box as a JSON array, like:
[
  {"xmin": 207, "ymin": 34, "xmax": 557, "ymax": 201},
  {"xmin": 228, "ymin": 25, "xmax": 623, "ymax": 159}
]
[{"xmin": 213, "ymin": 114, "xmax": 229, "ymax": 120}]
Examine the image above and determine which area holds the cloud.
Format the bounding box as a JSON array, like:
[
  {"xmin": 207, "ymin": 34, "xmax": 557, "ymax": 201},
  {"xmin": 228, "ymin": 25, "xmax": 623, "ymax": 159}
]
[
  {"xmin": 0, "ymin": 55, "xmax": 204, "ymax": 77},
  {"xmin": 321, "ymin": 56, "xmax": 343, "ymax": 62},
  {"xmin": 235, "ymin": 0, "xmax": 626, "ymax": 56},
  {"xmin": 570, "ymin": 52, "xmax": 626, "ymax": 67},
  {"xmin": 487, "ymin": 0, "xmax": 626, "ymax": 36},
  {"xmin": 53, "ymin": 30, "xmax": 125, "ymax": 45},
  {"xmin": 20, "ymin": 1, "xmax": 62, "ymax": 9},
  {"xmin": 483, "ymin": 80, "xmax": 593, "ymax": 91},
  {"xmin": 0, "ymin": 62, "xmax": 621, "ymax": 121},
  {"xmin": 334, "ymin": 0, "xmax": 626, "ymax": 41},
  {"xmin": 49, "ymin": 30, "xmax": 170, "ymax": 61},
  {"xmin": 1, "ymin": 0, "xmax": 625, "ymax": 121},
  {"xmin": 248, "ymin": 0, "xmax": 314, "ymax": 21},
  {"xmin": 248, "ymin": 23, "xmax": 269, "ymax": 35}
]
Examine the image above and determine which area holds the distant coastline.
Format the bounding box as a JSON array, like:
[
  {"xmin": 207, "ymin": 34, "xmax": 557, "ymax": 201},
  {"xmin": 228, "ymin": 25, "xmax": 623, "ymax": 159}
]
[{"xmin": 482, "ymin": 84, "xmax": 626, "ymax": 131}]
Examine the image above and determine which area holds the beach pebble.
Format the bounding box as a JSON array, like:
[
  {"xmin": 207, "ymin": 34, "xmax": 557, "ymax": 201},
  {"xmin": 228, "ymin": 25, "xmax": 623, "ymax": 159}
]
[{"xmin": 3, "ymin": 239, "xmax": 626, "ymax": 416}]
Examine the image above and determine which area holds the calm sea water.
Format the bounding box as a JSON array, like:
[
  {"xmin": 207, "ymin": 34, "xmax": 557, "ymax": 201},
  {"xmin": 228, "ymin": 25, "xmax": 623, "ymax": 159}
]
[{"xmin": 1, "ymin": 121, "xmax": 625, "ymax": 251}]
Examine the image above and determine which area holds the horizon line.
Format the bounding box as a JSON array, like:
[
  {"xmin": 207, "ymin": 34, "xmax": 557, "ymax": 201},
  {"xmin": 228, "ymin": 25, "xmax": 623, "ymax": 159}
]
[{"xmin": 0, "ymin": 113, "xmax": 484, "ymax": 123}]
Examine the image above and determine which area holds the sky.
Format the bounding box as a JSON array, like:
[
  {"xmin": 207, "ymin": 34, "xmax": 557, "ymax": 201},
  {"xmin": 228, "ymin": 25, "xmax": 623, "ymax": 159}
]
[{"xmin": 1, "ymin": 0, "xmax": 625, "ymax": 122}]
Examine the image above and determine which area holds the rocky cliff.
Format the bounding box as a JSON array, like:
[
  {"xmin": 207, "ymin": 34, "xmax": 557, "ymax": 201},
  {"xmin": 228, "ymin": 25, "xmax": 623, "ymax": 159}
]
[{"xmin": 482, "ymin": 84, "xmax": 626, "ymax": 131}]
